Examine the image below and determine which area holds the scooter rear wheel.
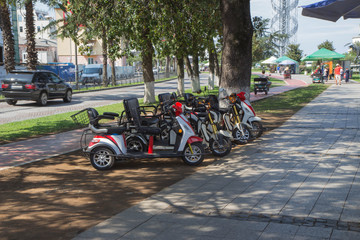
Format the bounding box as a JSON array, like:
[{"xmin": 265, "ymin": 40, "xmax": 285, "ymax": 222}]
[
  {"xmin": 182, "ymin": 142, "xmax": 205, "ymax": 166},
  {"xmin": 90, "ymin": 147, "xmax": 115, "ymax": 170},
  {"xmin": 250, "ymin": 121, "xmax": 263, "ymax": 138}
]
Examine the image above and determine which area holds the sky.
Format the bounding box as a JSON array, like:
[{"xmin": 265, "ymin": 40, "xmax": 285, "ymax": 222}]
[{"xmin": 250, "ymin": 0, "xmax": 360, "ymax": 56}]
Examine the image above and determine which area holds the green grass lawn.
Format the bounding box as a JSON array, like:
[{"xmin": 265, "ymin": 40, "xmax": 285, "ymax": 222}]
[
  {"xmin": 0, "ymin": 81, "xmax": 327, "ymax": 144},
  {"xmin": 352, "ymin": 74, "xmax": 360, "ymax": 83}
]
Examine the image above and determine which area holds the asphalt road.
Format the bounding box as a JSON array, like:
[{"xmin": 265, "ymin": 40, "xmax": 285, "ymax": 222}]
[{"xmin": 0, "ymin": 74, "xmax": 209, "ymax": 125}]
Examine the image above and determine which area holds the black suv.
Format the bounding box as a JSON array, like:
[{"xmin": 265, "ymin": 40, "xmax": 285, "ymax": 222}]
[{"xmin": 1, "ymin": 70, "xmax": 73, "ymax": 106}]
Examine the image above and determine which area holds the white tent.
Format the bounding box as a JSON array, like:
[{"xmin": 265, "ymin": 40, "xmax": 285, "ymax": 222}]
[{"xmin": 261, "ymin": 56, "xmax": 277, "ymax": 64}]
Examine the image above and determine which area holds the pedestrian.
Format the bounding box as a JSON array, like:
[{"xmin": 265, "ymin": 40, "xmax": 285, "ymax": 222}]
[
  {"xmin": 334, "ymin": 64, "xmax": 342, "ymax": 85},
  {"xmin": 340, "ymin": 67, "xmax": 344, "ymax": 81},
  {"xmin": 323, "ymin": 66, "xmax": 328, "ymax": 82},
  {"xmin": 345, "ymin": 68, "xmax": 350, "ymax": 83},
  {"xmin": 259, "ymin": 69, "xmax": 270, "ymax": 80}
]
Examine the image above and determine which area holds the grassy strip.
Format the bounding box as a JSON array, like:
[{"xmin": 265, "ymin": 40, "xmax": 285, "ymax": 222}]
[
  {"xmin": 352, "ymin": 74, "xmax": 360, "ymax": 83},
  {"xmin": 252, "ymin": 84, "xmax": 329, "ymax": 114}
]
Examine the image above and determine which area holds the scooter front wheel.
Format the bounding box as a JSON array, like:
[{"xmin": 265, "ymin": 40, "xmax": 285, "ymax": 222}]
[
  {"xmin": 182, "ymin": 142, "xmax": 205, "ymax": 166},
  {"xmin": 90, "ymin": 147, "xmax": 115, "ymax": 170},
  {"xmin": 209, "ymin": 137, "xmax": 232, "ymax": 157},
  {"xmin": 232, "ymin": 125, "xmax": 251, "ymax": 144}
]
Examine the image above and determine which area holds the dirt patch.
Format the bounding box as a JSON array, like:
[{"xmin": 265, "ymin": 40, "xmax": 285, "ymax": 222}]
[{"xmin": 0, "ymin": 111, "xmax": 291, "ymax": 240}]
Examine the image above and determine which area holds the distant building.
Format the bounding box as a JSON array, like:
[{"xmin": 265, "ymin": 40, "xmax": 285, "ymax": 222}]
[
  {"xmin": 54, "ymin": 6, "xmax": 126, "ymax": 66},
  {"xmin": 17, "ymin": 8, "xmax": 56, "ymax": 40},
  {"xmin": 16, "ymin": 8, "xmax": 56, "ymax": 64}
]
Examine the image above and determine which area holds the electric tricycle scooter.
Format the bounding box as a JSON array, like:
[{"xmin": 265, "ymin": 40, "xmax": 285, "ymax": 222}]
[{"xmin": 71, "ymin": 98, "xmax": 205, "ymax": 170}]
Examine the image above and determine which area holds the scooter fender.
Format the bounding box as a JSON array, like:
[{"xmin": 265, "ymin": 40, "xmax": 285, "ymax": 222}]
[
  {"xmin": 249, "ymin": 116, "xmax": 262, "ymax": 122},
  {"xmin": 87, "ymin": 142, "xmax": 121, "ymax": 156},
  {"xmin": 219, "ymin": 130, "xmax": 232, "ymax": 139},
  {"xmin": 187, "ymin": 136, "xmax": 203, "ymax": 144}
]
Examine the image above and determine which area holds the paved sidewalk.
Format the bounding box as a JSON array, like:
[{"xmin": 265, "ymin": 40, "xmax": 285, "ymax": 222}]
[
  {"xmin": 74, "ymin": 83, "xmax": 360, "ymax": 240},
  {"xmin": 0, "ymin": 74, "xmax": 310, "ymax": 170}
]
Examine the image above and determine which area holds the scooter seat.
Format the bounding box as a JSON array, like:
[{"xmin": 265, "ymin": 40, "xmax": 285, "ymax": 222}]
[
  {"xmin": 141, "ymin": 116, "xmax": 159, "ymax": 126},
  {"xmin": 106, "ymin": 127, "xmax": 127, "ymax": 135},
  {"xmin": 139, "ymin": 126, "xmax": 161, "ymax": 135}
]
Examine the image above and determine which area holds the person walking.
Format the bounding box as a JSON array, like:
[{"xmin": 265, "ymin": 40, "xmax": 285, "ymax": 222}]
[
  {"xmin": 323, "ymin": 67, "xmax": 329, "ymax": 82},
  {"xmin": 334, "ymin": 64, "xmax": 342, "ymax": 85},
  {"xmin": 345, "ymin": 68, "xmax": 350, "ymax": 83}
]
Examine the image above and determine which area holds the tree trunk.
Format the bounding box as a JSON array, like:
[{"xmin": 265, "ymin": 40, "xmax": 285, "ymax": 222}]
[
  {"xmin": 0, "ymin": 1, "xmax": 15, "ymax": 73},
  {"xmin": 25, "ymin": 0, "xmax": 37, "ymax": 70},
  {"xmin": 212, "ymin": 40, "xmax": 221, "ymax": 86},
  {"xmin": 219, "ymin": 0, "xmax": 253, "ymax": 103},
  {"xmin": 173, "ymin": 57, "xmax": 177, "ymax": 73},
  {"xmin": 208, "ymin": 46, "xmax": 215, "ymax": 90},
  {"xmin": 176, "ymin": 56, "xmax": 185, "ymax": 97},
  {"xmin": 192, "ymin": 54, "xmax": 201, "ymax": 92},
  {"xmin": 184, "ymin": 56, "xmax": 196, "ymax": 92},
  {"xmin": 102, "ymin": 29, "xmax": 108, "ymax": 87},
  {"xmin": 142, "ymin": 27, "xmax": 155, "ymax": 104},
  {"xmin": 111, "ymin": 59, "xmax": 116, "ymax": 86},
  {"xmin": 165, "ymin": 55, "xmax": 170, "ymax": 78}
]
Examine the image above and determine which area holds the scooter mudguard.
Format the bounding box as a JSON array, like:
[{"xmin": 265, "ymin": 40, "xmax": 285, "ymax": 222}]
[
  {"xmin": 249, "ymin": 116, "xmax": 262, "ymax": 122},
  {"xmin": 219, "ymin": 130, "xmax": 232, "ymax": 139},
  {"xmin": 87, "ymin": 135, "xmax": 125, "ymax": 155},
  {"xmin": 187, "ymin": 136, "xmax": 203, "ymax": 144}
]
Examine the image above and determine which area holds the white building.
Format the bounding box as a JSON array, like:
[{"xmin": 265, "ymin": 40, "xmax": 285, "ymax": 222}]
[
  {"xmin": 17, "ymin": 8, "xmax": 55, "ymax": 40},
  {"xmin": 16, "ymin": 8, "xmax": 57, "ymax": 63}
]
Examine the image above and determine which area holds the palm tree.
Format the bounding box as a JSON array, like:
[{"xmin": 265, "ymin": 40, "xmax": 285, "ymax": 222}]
[
  {"xmin": 25, "ymin": 0, "xmax": 38, "ymax": 70},
  {"xmin": 0, "ymin": 0, "xmax": 16, "ymax": 73}
]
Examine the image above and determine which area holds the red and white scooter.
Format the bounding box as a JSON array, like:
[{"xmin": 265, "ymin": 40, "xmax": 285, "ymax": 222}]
[{"xmin": 236, "ymin": 92, "xmax": 263, "ymax": 138}]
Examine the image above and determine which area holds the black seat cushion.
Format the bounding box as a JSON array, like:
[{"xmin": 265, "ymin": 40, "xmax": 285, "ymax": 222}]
[
  {"xmin": 106, "ymin": 127, "xmax": 127, "ymax": 135},
  {"xmin": 141, "ymin": 116, "xmax": 159, "ymax": 126},
  {"xmin": 139, "ymin": 126, "xmax": 161, "ymax": 135}
]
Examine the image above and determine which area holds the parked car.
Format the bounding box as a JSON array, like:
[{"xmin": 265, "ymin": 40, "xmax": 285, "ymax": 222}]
[{"xmin": 0, "ymin": 70, "xmax": 73, "ymax": 106}]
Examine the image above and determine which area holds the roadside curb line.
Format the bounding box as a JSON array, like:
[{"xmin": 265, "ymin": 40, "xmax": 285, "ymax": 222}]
[{"xmin": 0, "ymin": 77, "xmax": 177, "ymax": 102}]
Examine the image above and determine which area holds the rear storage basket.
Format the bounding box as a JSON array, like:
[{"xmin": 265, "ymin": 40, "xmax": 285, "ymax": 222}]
[{"xmin": 71, "ymin": 109, "xmax": 90, "ymax": 127}]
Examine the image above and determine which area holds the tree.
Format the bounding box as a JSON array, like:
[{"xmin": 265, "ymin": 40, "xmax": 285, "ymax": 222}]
[
  {"xmin": 252, "ymin": 16, "xmax": 286, "ymax": 62},
  {"xmin": 318, "ymin": 40, "xmax": 335, "ymax": 51},
  {"xmin": 0, "ymin": 0, "xmax": 16, "ymax": 72},
  {"xmin": 24, "ymin": 0, "xmax": 38, "ymax": 70},
  {"xmin": 286, "ymin": 44, "xmax": 303, "ymax": 63},
  {"xmin": 220, "ymin": 0, "xmax": 253, "ymax": 101}
]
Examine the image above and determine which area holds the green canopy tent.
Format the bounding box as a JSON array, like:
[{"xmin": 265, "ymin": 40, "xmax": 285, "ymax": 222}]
[
  {"xmin": 302, "ymin": 48, "xmax": 345, "ymax": 61},
  {"xmin": 275, "ymin": 56, "xmax": 299, "ymax": 73},
  {"xmin": 275, "ymin": 56, "xmax": 298, "ymax": 63}
]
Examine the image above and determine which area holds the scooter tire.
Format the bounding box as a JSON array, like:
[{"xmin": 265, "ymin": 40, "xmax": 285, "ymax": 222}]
[
  {"xmin": 127, "ymin": 137, "xmax": 146, "ymax": 152},
  {"xmin": 251, "ymin": 121, "xmax": 263, "ymax": 138},
  {"xmin": 209, "ymin": 137, "xmax": 232, "ymax": 157},
  {"xmin": 232, "ymin": 125, "xmax": 251, "ymax": 145},
  {"xmin": 90, "ymin": 147, "xmax": 115, "ymax": 170},
  {"xmin": 182, "ymin": 142, "xmax": 205, "ymax": 166}
]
